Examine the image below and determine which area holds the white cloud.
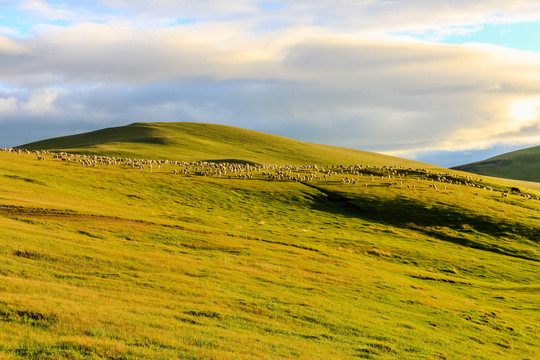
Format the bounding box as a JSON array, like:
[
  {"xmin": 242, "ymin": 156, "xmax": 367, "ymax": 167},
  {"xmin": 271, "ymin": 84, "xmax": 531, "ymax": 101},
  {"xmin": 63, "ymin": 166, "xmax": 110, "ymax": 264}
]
[
  {"xmin": 0, "ymin": 35, "xmax": 30, "ymax": 54},
  {"xmin": 19, "ymin": 0, "xmax": 74, "ymax": 21},
  {"xmin": 0, "ymin": 26, "xmax": 22, "ymax": 37},
  {"xmin": 21, "ymin": 88, "xmax": 61, "ymax": 114},
  {"xmin": 508, "ymin": 98, "xmax": 540, "ymax": 125},
  {"xmin": 92, "ymin": 0, "xmax": 258, "ymax": 19},
  {"xmin": 0, "ymin": 96, "xmax": 18, "ymax": 114},
  {"xmin": 12, "ymin": 1, "xmax": 540, "ymax": 36}
]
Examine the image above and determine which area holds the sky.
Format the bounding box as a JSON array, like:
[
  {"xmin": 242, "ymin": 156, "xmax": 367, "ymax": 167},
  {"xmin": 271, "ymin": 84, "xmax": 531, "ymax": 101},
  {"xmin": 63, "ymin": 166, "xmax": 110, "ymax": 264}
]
[{"xmin": 1, "ymin": 1, "xmax": 540, "ymax": 167}]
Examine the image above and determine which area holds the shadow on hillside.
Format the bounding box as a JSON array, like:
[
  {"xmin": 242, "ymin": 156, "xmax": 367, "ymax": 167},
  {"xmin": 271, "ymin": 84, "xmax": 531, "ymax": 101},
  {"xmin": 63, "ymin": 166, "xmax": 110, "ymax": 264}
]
[
  {"xmin": 453, "ymin": 159, "xmax": 512, "ymax": 172},
  {"xmin": 302, "ymin": 183, "xmax": 539, "ymax": 262},
  {"xmin": 19, "ymin": 123, "xmax": 171, "ymax": 150},
  {"xmin": 202, "ymin": 159, "xmax": 259, "ymax": 166}
]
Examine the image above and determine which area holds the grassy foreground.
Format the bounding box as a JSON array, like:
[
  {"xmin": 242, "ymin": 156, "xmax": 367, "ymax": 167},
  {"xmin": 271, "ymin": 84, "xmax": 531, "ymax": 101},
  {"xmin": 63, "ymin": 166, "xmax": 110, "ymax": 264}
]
[{"xmin": 0, "ymin": 147, "xmax": 538, "ymax": 359}]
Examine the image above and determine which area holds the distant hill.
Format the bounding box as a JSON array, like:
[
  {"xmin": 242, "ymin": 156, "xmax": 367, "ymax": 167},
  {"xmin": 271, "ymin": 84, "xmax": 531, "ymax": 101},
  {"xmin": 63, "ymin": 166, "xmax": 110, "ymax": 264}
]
[
  {"xmin": 453, "ymin": 145, "xmax": 540, "ymax": 182},
  {"xmin": 18, "ymin": 122, "xmax": 435, "ymax": 168}
]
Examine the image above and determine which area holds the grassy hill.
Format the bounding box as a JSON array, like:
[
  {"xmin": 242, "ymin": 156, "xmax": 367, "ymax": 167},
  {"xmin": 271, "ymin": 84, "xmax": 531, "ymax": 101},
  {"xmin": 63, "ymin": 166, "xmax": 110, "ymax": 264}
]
[
  {"xmin": 19, "ymin": 122, "xmax": 435, "ymax": 167},
  {"xmin": 1, "ymin": 125, "xmax": 539, "ymax": 359},
  {"xmin": 453, "ymin": 145, "xmax": 540, "ymax": 182}
]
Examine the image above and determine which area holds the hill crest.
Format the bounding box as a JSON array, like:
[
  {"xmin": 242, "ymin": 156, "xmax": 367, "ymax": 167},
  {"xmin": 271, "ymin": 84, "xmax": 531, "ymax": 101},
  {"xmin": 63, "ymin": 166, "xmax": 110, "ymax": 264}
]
[
  {"xmin": 19, "ymin": 122, "xmax": 436, "ymax": 168},
  {"xmin": 453, "ymin": 144, "xmax": 540, "ymax": 182}
]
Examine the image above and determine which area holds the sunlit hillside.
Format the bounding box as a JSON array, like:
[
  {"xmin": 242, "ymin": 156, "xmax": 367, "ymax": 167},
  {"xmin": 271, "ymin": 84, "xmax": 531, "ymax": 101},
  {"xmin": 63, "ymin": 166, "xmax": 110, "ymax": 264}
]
[
  {"xmin": 20, "ymin": 122, "xmax": 436, "ymax": 168},
  {"xmin": 1, "ymin": 125, "xmax": 539, "ymax": 359},
  {"xmin": 453, "ymin": 144, "xmax": 540, "ymax": 183}
]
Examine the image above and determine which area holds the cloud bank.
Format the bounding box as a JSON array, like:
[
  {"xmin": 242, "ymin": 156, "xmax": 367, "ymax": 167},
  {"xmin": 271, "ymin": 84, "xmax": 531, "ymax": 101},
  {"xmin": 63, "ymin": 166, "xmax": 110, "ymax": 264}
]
[{"xmin": 1, "ymin": 1, "xmax": 540, "ymax": 167}]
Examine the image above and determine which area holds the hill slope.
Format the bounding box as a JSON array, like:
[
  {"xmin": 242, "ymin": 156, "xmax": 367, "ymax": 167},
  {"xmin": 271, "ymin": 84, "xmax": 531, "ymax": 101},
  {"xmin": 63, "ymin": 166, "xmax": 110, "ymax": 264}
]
[
  {"xmin": 453, "ymin": 145, "xmax": 540, "ymax": 182},
  {"xmin": 19, "ymin": 122, "xmax": 435, "ymax": 167},
  {"xmin": 0, "ymin": 146, "xmax": 539, "ymax": 359}
]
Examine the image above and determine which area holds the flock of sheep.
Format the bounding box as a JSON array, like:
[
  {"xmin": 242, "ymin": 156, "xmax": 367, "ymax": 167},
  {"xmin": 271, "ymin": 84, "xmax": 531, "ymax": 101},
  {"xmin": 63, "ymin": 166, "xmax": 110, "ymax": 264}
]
[{"xmin": 2, "ymin": 147, "xmax": 538, "ymax": 200}]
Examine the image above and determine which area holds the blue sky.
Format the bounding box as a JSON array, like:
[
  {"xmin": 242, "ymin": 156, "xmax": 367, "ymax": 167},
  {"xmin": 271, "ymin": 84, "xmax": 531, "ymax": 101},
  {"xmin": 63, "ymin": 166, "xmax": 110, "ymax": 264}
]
[
  {"xmin": 1, "ymin": 1, "xmax": 540, "ymax": 167},
  {"xmin": 429, "ymin": 21, "xmax": 540, "ymax": 52}
]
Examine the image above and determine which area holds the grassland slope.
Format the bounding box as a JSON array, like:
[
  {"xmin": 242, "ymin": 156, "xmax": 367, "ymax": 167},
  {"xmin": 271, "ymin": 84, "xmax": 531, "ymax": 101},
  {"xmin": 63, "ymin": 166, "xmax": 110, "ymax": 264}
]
[
  {"xmin": 0, "ymin": 148, "xmax": 538, "ymax": 359},
  {"xmin": 19, "ymin": 122, "xmax": 435, "ymax": 167},
  {"xmin": 453, "ymin": 144, "xmax": 540, "ymax": 182}
]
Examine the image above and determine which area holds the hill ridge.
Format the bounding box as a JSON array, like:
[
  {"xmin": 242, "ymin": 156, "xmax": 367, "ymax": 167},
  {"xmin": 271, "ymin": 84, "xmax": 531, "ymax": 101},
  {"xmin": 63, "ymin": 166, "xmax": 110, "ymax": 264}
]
[
  {"xmin": 453, "ymin": 144, "xmax": 540, "ymax": 182},
  {"xmin": 19, "ymin": 121, "xmax": 437, "ymax": 168}
]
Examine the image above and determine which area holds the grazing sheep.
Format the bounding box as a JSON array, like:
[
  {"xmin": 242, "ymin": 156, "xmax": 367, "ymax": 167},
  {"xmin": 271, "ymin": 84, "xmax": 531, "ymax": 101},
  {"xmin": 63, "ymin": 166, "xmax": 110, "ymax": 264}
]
[{"xmin": 11, "ymin": 147, "xmax": 526, "ymax": 204}]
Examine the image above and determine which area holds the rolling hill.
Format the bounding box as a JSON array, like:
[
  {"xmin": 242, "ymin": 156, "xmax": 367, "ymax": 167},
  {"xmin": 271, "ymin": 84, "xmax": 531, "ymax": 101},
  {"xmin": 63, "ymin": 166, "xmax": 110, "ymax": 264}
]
[
  {"xmin": 1, "ymin": 124, "xmax": 539, "ymax": 359},
  {"xmin": 453, "ymin": 144, "xmax": 540, "ymax": 182},
  {"xmin": 19, "ymin": 122, "xmax": 436, "ymax": 168}
]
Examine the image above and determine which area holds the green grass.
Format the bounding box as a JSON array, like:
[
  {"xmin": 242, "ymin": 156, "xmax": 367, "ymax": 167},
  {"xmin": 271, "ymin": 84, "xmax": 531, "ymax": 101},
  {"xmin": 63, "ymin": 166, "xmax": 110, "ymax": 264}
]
[
  {"xmin": 453, "ymin": 144, "xmax": 540, "ymax": 182},
  {"xmin": 1, "ymin": 125, "xmax": 539, "ymax": 359},
  {"xmin": 19, "ymin": 122, "xmax": 436, "ymax": 167}
]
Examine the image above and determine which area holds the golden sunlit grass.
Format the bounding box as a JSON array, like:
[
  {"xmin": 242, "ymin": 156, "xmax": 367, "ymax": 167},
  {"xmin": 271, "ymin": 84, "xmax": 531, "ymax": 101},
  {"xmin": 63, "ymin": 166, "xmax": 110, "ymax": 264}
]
[
  {"xmin": 0, "ymin": 132, "xmax": 539, "ymax": 359},
  {"xmin": 19, "ymin": 122, "xmax": 437, "ymax": 167}
]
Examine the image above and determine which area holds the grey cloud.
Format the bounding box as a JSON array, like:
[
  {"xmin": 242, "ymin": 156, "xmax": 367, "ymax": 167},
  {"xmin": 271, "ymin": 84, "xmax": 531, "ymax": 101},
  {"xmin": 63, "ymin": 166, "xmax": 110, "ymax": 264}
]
[
  {"xmin": 1, "ymin": 19, "xmax": 540, "ymax": 166},
  {"xmin": 0, "ymin": 28, "xmax": 215, "ymax": 86}
]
